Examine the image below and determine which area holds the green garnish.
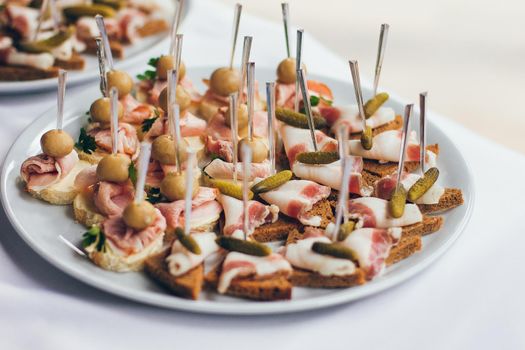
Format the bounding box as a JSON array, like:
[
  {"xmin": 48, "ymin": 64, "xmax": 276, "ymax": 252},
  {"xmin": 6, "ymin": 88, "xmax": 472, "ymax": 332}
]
[
  {"xmin": 82, "ymin": 226, "xmax": 106, "ymax": 252},
  {"xmin": 300, "ymin": 96, "xmax": 333, "ymax": 113},
  {"xmin": 141, "ymin": 116, "xmax": 158, "ymax": 133},
  {"xmin": 145, "ymin": 187, "xmax": 168, "ymax": 204},
  {"xmin": 75, "ymin": 128, "xmax": 96, "ymax": 154},
  {"xmin": 136, "ymin": 57, "xmax": 159, "ymax": 81},
  {"xmin": 128, "ymin": 162, "xmax": 137, "ymax": 186}
]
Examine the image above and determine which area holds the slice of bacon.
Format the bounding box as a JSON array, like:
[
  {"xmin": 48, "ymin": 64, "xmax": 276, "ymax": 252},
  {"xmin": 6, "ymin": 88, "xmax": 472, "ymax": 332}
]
[
  {"xmin": 5, "ymin": 5, "xmax": 42, "ymax": 39},
  {"xmin": 117, "ymin": 8, "xmax": 146, "ymax": 43},
  {"xmin": 347, "ymin": 197, "xmax": 422, "ymax": 228},
  {"xmin": 0, "ymin": 47, "xmax": 55, "ymax": 70},
  {"xmin": 93, "ymin": 180, "xmax": 134, "ymax": 217},
  {"xmin": 280, "ymin": 123, "xmax": 338, "ymax": 165},
  {"xmin": 166, "ymin": 231, "xmax": 220, "ymax": 277},
  {"xmin": 203, "ymin": 158, "xmax": 271, "ymax": 181},
  {"xmin": 292, "ymin": 158, "xmax": 372, "ymax": 196},
  {"xmin": 218, "ymin": 194, "xmax": 279, "ymax": 237},
  {"xmin": 88, "ymin": 122, "xmax": 139, "ymax": 159},
  {"xmin": 120, "ymin": 94, "xmax": 154, "ymax": 124},
  {"xmin": 218, "ymin": 251, "xmax": 292, "ymax": 293},
  {"xmin": 374, "ymin": 172, "xmax": 444, "ymax": 205},
  {"xmin": 258, "ymin": 179, "xmax": 331, "ymax": 226},
  {"xmin": 319, "ymin": 105, "xmax": 396, "ymax": 134},
  {"xmin": 102, "ymin": 208, "xmax": 166, "ymax": 256},
  {"xmin": 155, "ymin": 187, "xmax": 222, "ymax": 229},
  {"xmin": 20, "ymin": 151, "xmax": 78, "ymax": 191},
  {"xmin": 275, "ymin": 80, "xmax": 333, "ymax": 109},
  {"xmin": 348, "ymin": 130, "xmax": 422, "ymax": 163}
]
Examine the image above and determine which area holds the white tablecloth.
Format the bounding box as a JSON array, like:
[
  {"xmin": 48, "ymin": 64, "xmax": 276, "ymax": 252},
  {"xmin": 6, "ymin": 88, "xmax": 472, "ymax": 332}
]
[{"xmin": 0, "ymin": 1, "xmax": 523, "ymax": 349}]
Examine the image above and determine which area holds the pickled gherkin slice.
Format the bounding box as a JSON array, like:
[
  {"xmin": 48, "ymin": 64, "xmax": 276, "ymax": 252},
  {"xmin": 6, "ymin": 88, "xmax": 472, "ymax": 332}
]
[
  {"xmin": 311, "ymin": 242, "xmax": 357, "ymax": 261},
  {"xmin": 251, "ymin": 170, "xmax": 292, "ymax": 194},
  {"xmin": 216, "ymin": 236, "xmax": 271, "ymax": 256},
  {"xmin": 175, "ymin": 227, "xmax": 202, "ymax": 255},
  {"xmin": 364, "ymin": 92, "xmax": 389, "ymax": 118},
  {"xmin": 407, "ymin": 167, "xmax": 440, "ymax": 202},
  {"xmin": 19, "ymin": 27, "xmax": 75, "ymax": 53},
  {"xmin": 93, "ymin": 0, "xmax": 125, "ymax": 10},
  {"xmin": 63, "ymin": 4, "xmax": 116, "ymax": 20},
  {"xmin": 337, "ymin": 221, "xmax": 356, "ymax": 241},
  {"xmin": 275, "ymin": 107, "xmax": 327, "ymax": 129},
  {"xmin": 209, "ymin": 179, "xmax": 253, "ymax": 200},
  {"xmin": 389, "ymin": 186, "xmax": 407, "ymax": 218},
  {"xmin": 296, "ymin": 151, "xmax": 339, "ymax": 165},
  {"xmin": 360, "ymin": 125, "xmax": 373, "ymax": 150}
]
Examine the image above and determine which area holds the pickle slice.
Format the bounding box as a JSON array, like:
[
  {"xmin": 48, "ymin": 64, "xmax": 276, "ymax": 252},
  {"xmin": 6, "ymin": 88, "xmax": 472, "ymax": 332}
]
[
  {"xmin": 175, "ymin": 227, "xmax": 202, "ymax": 255},
  {"xmin": 63, "ymin": 4, "xmax": 116, "ymax": 20},
  {"xmin": 360, "ymin": 125, "xmax": 373, "ymax": 150},
  {"xmin": 209, "ymin": 179, "xmax": 254, "ymax": 200},
  {"xmin": 275, "ymin": 107, "xmax": 327, "ymax": 129},
  {"xmin": 251, "ymin": 170, "xmax": 292, "ymax": 194},
  {"xmin": 216, "ymin": 236, "xmax": 271, "ymax": 256},
  {"xmin": 337, "ymin": 221, "xmax": 356, "ymax": 241},
  {"xmin": 19, "ymin": 27, "xmax": 75, "ymax": 53},
  {"xmin": 296, "ymin": 151, "xmax": 339, "ymax": 165},
  {"xmin": 311, "ymin": 242, "xmax": 357, "ymax": 261},
  {"xmin": 364, "ymin": 92, "xmax": 389, "ymax": 118},
  {"xmin": 407, "ymin": 167, "xmax": 440, "ymax": 202},
  {"xmin": 389, "ymin": 186, "xmax": 407, "ymax": 218},
  {"xmin": 93, "ymin": 0, "xmax": 125, "ymax": 10}
]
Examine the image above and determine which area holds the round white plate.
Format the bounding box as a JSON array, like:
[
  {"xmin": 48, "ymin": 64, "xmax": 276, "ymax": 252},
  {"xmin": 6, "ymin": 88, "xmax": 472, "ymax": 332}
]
[
  {"xmin": 0, "ymin": 0, "xmax": 180, "ymax": 94},
  {"xmin": 0, "ymin": 67, "xmax": 474, "ymax": 315}
]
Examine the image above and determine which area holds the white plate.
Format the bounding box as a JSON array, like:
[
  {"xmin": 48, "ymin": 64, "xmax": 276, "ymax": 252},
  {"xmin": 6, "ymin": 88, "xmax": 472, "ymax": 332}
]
[
  {"xmin": 0, "ymin": 67, "xmax": 474, "ymax": 315},
  {"xmin": 0, "ymin": 0, "xmax": 180, "ymax": 94}
]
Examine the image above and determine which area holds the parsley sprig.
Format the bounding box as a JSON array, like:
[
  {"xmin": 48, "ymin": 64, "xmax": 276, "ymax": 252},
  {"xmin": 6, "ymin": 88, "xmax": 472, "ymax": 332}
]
[
  {"xmin": 75, "ymin": 128, "xmax": 97, "ymax": 154},
  {"xmin": 137, "ymin": 57, "xmax": 159, "ymax": 81},
  {"xmin": 141, "ymin": 108, "xmax": 160, "ymax": 133}
]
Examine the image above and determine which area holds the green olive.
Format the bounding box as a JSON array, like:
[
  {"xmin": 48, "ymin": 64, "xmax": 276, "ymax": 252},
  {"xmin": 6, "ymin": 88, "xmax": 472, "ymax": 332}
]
[
  {"xmin": 40, "ymin": 129, "xmax": 74, "ymax": 158},
  {"xmin": 209, "ymin": 67, "xmax": 241, "ymax": 97},
  {"xmin": 158, "ymin": 85, "xmax": 191, "ymax": 112},
  {"xmin": 89, "ymin": 97, "xmax": 124, "ymax": 124},
  {"xmin": 106, "ymin": 70, "xmax": 133, "ymax": 97},
  {"xmin": 276, "ymin": 58, "xmax": 306, "ymax": 84},
  {"xmin": 160, "ymin": 172, "xmax": 199, "ymax": 201},
  {"xmin": 96, "ymin": 153, "xmax": 131, "ymax": 183},
  {"xmin": 238, "ymin": 137, "xmax": 268, "ymax": 163},
  {"xmin": 151, "ymin": 135, "xmax": 189, "ymax": 165},
  {"xmin": 224, "ymin": 103, "xmax": 248, "ymax": 129},
  {"xmin": 122, "ymin": 201, "xmax": 157, "ymax": 230},
  {"xmin": 156, "ymin": 55, "xmax": 186, "ymax": 81}
]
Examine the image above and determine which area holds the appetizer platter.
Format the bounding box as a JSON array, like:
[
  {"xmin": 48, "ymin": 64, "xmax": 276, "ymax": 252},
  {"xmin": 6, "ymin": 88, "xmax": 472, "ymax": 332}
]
[
  {"xmin": 0, "ymin": 0, "xmax": 179, "ymax": 93},
  {"xmin": 1, "ymin": 4, "xmax": 473, "ymax": 314}
]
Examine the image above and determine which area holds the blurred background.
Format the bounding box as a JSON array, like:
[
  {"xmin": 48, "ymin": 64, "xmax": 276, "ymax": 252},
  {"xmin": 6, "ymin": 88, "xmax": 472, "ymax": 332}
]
[{"xmin": 220, "ymin": 0, "xmax": 524, "ymax": 153}]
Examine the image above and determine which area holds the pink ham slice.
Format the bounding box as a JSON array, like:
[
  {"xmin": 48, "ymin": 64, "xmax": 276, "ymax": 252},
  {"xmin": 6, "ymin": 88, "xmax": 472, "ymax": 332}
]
[
  {"xmin": 120, "ymin": 94, "xmax": 154, "ymax": 124},
  {"xmin": 102, "ymin": 208, "xmax": 166, "ymax": 256},
  {"xmin": 218, "ymin": 194, "xmax": 279, "ymax": 237},
  {"xmin": 258, "ymin": 179, "xmax": 331, "ymax": 226},
  {"xmin": 203, "ymin": 158, "xmax": 271, "ymax": 181},
  {"xmin": 155, "ymin": 187, "xmax": 222, "ymax": 229},
  {"xmin": 74, "ymin": 164, "xmax": 98, "ymax": 191},
  {"xmin": 347, "ymin": 197, "xmax": 422, "ymax": 228},
  {"xmin": 280, "ymin": 123, "xmax": 338, "ymax": 165},
  {"xmin": 93, "ymin": 181, "xmax": 134, "ymax": 217},
  {"xmin": 88, "ymin": 122, "xmax": 139, "ymax": 159},
  {"xmin": 20, "ymin": 151, "xmax": 78, "ymax": 191}
]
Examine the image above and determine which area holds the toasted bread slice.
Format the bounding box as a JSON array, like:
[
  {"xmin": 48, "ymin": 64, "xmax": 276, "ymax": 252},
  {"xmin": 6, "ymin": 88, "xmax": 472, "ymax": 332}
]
[
  {"xmin": 402, "ymin": 215, "xmax": 443, "ymax": 237},
  {"xmin": 386, "ymin": 235, "xmax": 422, "ymax": 266},
  {"xmin": 349, "ymin": 115, "xmax": 403, "ymax": 140},
  {"xmin": 73, "ymin": 192, "xmax": 105, "ymax": 227},
  {"xmin": 54, "ymin": 52, "xmax": 85, "ymax": 70},
  {"xmin": 137, "ymin": 19, "xmax": 169, "ymax": 37},
  {"xmin": 0, "ymin": 64, "xmax": 59, "ymax": 81},
  {"xmin": 204, "ymin": 265, "xmax": 292, "ymax": 301},
  {"xmin": 418, "ymin": 188, "xmax": 464, "ymax": 214},
  {"xmin": 27, "ymin": 160, "xmax": 90, "ymax": 205},
  {"xmin": 363, "ymin": 144, "xmax": 440, "ymax": 178},
  {"xmin": 144, "ymin": 248, "xmax": 204, "ymax": 300},
  {"xmin": 252, "ymin": 216, "xmax": 302, "ymax": 242},
  {"xmin": 84, "ymin": 39, "xmax": 124, "ymax": 59}
]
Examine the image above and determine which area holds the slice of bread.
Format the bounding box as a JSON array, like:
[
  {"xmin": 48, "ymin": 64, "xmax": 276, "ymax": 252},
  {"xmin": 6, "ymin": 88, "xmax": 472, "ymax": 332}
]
[
  {"xmin": 144, "ymin": 248, "xmax": 204, "ymax": 300},
  {"xmin": 204, "ymin": 265, "xmax": 292, "ymax": 301},
  {"xmin": 0, "ymin": 65, "xmax": 59, "ymax": 81},
  {"xmin": 252, "ymin": 217, "xmax": 302, "ymax": 242},
  {"xmin": 386, "ymin": 234, "xmax": 422, "ymax": 266},
  {"xmin": 54, "ymin": 52, "xmax": 85, "ymax": 70},
  {"xmin": 73, "ymin": 192, "xmax": 106, "ymax": 227},
  {"xmin": 137, "ymin": 19, "xmax": 169, "ymax": 37},
  {"xmin": 402, "ymin": 215, "xmax": 443, "ymax": 237},
  {"xmin": 349, "ymin": 115, "xmax": 403, "ymax": 140},
  {"xmin": 418, "ymin": 188, "xmax": 464, "ymax": 214}
]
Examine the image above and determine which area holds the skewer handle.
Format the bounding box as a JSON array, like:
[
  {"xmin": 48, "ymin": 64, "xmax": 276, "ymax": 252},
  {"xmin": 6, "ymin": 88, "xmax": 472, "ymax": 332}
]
[
  {"xmin": 95, "ymin": 37, "xmax": 107, "ymax": 97},
  {"xmin": 294, "ymin": 29, "xmax": 304, "ymax": 112},
  {"xmin": 332, "ymin": 155, "xmax": 353, "ymax": 240},
  {"xmin": 95, "ymin": 15, "xmax": 114, "ymax": 70},
  {"xmin": 56, "ymin": 69, "xmax": 67, "ymax": 130},
  {"xmin": 228, "ymin": 3, "xmax": 242, "ymax": 69},
  {"xmin": 49, "ymin": 0, "xmax": 60, "ymax": 31},
  {"xmin": 336, "ymin": 124, "xmax": 349, "ymax": 160},
  {"xmin": 134, "ymin": 142, "xmax": 152, "ymax": 203},
  {"xmin": 297, "ymin": 68, "xmax": 318, "ymax": 151},
  {"xmin": 241, "ymin": 143, "xmax": 252, "ymax": 240},
  {"xmin": 184, "ymin": 150, "xmax": 196, "ymax": 235},
  {"xmin": 395, "ymin": 104, "xmax": 413, "ymax": 187},
  {"xmin": 174, "ymin": 34, "xmax": 183, "ymax": 78},
  {"xmin": 419, "ymin": 92, "xmax": 427, "ymax": 174},
  {"xmin": 229, "ymin": 93, "xmax": 239, "ymax": 183},
  {"xmin": 266, "ymin": 82, "xmax": 277, "ymax": 175},
  {"xmin": 238, "ymin": 36, "xmax": 252, "ymax": 105},
  {"xmin": 109, "ymin": 87, "xmax": 119, "ymax": 155},
  {"xmin": 281, "ymin": 3, "xmax": 291, "ymax": 58},
  {"xmin": 373, "ymin": 23, "xmax": 389, "ymax": 96},
  {"xmin": 34, "ymin": 0, "xmax": 49, "ymax": 41},
  {"xmin": 169, "ymin": 0, "xmax": 184, "ymax": 55},
  {"xmin": 348, "ymin": 60, "xmax": 367, "ymax": 131},
  {"xmin": 246, "ymin": 62, "xmax": 255, "ymax": 141}
]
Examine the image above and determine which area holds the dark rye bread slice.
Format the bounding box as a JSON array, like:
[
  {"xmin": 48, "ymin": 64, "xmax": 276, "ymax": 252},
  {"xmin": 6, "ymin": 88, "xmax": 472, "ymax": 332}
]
[
  {"xmin": 402, "ymin": 215, "xmax": 443, "ymax": 237},
  {"xmin": 84, "ymin": 39, "xmax": 124, "ymax": 59},
  {"xmin": 285, "ymin": 229, "xmax": 366, "ymax": 288},
  {"xmin": 204, "ymin": 265, "xmax": 292, "ymax": 301},
  {"xmin": 55, "ymin": 52, "xmax": 86, "ymax": 70},
  {"xmin": 386, "ymin": 234, "xmax": 422, "ymax": 266},
  {"xmin": 144, "ymin": 248, "xmax": 204, "ymax": 300},
  {"xmin": 418, "ymin": 188, "xmax": 464, "ymax": 214},
  {"xmin": 348, "ymin": 114, "xmax": 403, "ymax": 140},
  {"xmin": 0, "ymin": 64, "xmax": 59, "ymax": 81},
  {"xmin": 363, "ymin": 144, "xmax": 440, "ymax": 179}
]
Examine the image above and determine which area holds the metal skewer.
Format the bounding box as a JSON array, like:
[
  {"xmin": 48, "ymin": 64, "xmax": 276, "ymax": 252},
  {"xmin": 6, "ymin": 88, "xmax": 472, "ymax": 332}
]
[
  {"xmin": 229, "ymin": 93, "xmax": 239, "ymax": 183},
  {"xmin": 174, "ymin": 34, "xmax": 183, "ymax": 80},
  {"xmin": 241, "ymin": 143, "xmax": 252, "ymax": 241},
  {"xmin": 332, "ymin": 155, "xmax": 353, "ymax": 240},
  {"xmin": 94, "ymin": 37, "xmax": 107, "ymax": 97},
  {"xmin": 228, "ymin": 3, "xmax": 242, "ymax": 69},
  {"xmin": 266, "ymin": 82, "xmax": 277, "ymax": 175},
  {"xmin": 95, "ymin": 15, "xmax": 114, "ymax": 70},
  {"xmin": 246, "ymin": 62, "xmax": 255, "ymax": 141},
  {"xmin": 419, "ymin": 92, "xmax": 427, "ymax": 174},
  {"xmin": 169, "ymin": 0, "xmax": 185, "ymax": 56},
  {"xmin": 395, "ymin": 104, "xmax": 413, "ymax": 190},
  {"xmin": 281, "ymin": 3, "xmax": 291, "ymax": 58},
  {"xmin": 373, "ymin": 23, "xmax": 389, "ymax": 97},
  {"xmin": 336, "ymin": 124, "xmax": 349, "ymax": 160},
  {"xmin": 348, "ymin": 60, "xmax": 367, "ymax": 133},
  {"xmin": 49, "ymin": 0, "xmax": 60, "ymax": 32},
  {"xmin": 238, "ymin": 36, "xmax": 252, "ymax": 105},
  {"xmin": 134, "ymin": 142, "xmax": 152, "ymax": 203},
  {"xmin": 33, "ymin": 0, "xmax": 49, "ymax": 41},
  {"xmin": 184, "ymin": 150, "xmax": 196, "ymax": 236},
  {"xmin": 109, "ymin": 87, "xmax": 119, "ymax": 155},
  {"xmin": 168, "ymin": 70, "xmax": 182, "ymax": 174},
  {"xmin": 297, "ymin": 68, "xmax": 318, "ymax": 151},
  {"xmin": 294, "ymin": 29, "xmax": 304, "ymax": 112},
  {"xmin": 58, "ymin": 235, "xmax": 86, "ymax": 257},
  {"xmin": 56, "ymin": 70, "xmax": 66, "ymax": 130}
]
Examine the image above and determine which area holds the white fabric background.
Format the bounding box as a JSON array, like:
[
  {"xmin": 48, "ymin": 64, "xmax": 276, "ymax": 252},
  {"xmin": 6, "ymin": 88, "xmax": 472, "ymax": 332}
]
[{"xmin": 0, "ymin": 1, "xmax": 523, "ymax": 349}]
